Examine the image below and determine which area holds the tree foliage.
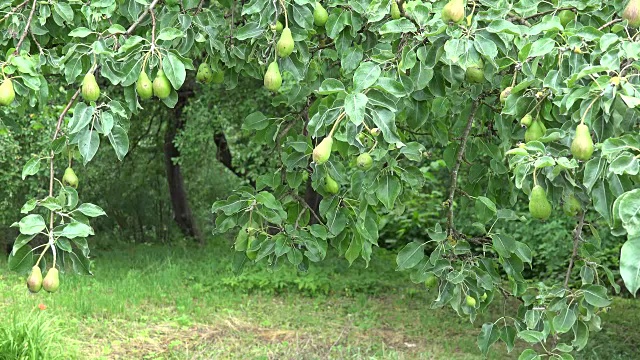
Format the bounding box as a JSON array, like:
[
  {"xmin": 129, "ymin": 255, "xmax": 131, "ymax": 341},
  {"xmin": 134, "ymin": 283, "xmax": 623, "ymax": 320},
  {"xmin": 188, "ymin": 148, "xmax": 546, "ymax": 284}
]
[{"xmin": 2, "ymin": 0, "xmax": 640, "ymax": 357}]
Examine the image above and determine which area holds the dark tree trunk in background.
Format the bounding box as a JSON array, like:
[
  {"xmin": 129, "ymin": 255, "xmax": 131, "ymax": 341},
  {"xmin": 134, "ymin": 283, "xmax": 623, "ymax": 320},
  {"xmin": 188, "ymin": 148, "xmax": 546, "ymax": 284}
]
[
  {"xmin": 213, "ymin": 132, "xmax": 256, "ymax": 188},
  {"xmin": 304, "ymin": 177, "xmax": 321, "ymax": 225},
  {"xmin": 164, "ymin": 81, "xmax": 201, "ymax": 241}
]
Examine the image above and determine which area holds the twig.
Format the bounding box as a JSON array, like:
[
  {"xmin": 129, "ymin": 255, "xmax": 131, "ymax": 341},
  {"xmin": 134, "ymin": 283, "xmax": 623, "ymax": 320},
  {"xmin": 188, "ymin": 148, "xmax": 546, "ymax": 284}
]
[
  {"xmin": 523, "ymin": 7, "xmax": 574, "ymax": 20},
  {"xmin": 446, "ymin": 96, "xmax": 484, "ymax": 236},
  {"xmin": 194, "ymin": 0, "xmax": 205, "ymax": 15},
  {"xmin": 230, "ymin": 0, "xmax": 236, "ymax": 47},
  {"xmin": 291, "ymin": 193, "xmax": 324, "ymax": 225},
  {"xmin": 30, "ymin": 30, "xmax": 44, "ymax": 55},
  {"xmin": 0, "ymin": 0, "xmax": 28, "ymax": 22},
  {"xmin": 126, "ymin": 0, "xmax": 160, "ymax": 35},
  {"xmin": 598, "ymin": 18, "xmax": 622, "ymax": 31},
  {"xmin": 564, "ymin": 211, "xmax": 585, "ymax": 288},
  {"xmin": 13, "ymin": 0, "xmax": 37, "ymax": 55}
]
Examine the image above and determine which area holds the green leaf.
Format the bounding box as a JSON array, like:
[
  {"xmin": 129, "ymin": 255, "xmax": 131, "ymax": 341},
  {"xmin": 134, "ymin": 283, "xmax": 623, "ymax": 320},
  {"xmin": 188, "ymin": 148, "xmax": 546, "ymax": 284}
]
[
  {"xmin": 76, "ymin": 203, "xmax": 107, "ymax": 217},
  {"xmin": 22, "ymin": 157, "xmax": 41, "ymax": 180},
  {"xmin": 17, "ymin": 214, "xmax": 46, "ymax": 235},
  {"xmin": 78, "ymin": 129, "xmax": 100, "ymax": 165},
  {"xmin": 353, "ymin": 62, "xmax": 381, "ymax": 92},
  {"xmin": 243, "ymin": 111, "xmax": 270, "ymax": 130},
  {"xmin": 56, "ymin": 222, "xmax": 94, "ymax": 239},
  {"xmin": 108, "ymin": 125, "xmax": 129, "ymax": 161},
  {"xmin": 345, "ymin": 92, "xmax": 367, "ymax": 125},
  {"xmin": 620, "ymin": 237, "xmax": 640, "ymax": 296},
  {"xmin": 162, "ymin": 52, "xmax": 186, "ymax": 90},
  {"xmin": 69, "ymin": 103, "xmax": 95, "ymax": 134},
  {"xmin": 396, "ymin": 241, "xmax": 425, "ymax": 270},
  {"xmin": 477, "ymin": 323, "xmax": 500, "ymax": 356},
  {"xmin": 375, "ymin": 174, "xmax": 401, "ymax": 210},
  {"xmin": 581, "ymin": 284, "xmax": 611, "ymax": 307},
  {"xmin": 318, "ymin": 78, "xmax": 345, "ymax": 95},
  {"xmin": 553, "ymin": 306, "xmax": 577, "ymax": 333},
  {"xmin": 157, "ymin": 28, "xmax": 184, "ymax": 41},
  {"xmin": 8, "ymin": 245, "xmax": 34, "ymax": 274},
  {"xmin": 69, "ymin": 27, "xmax": 93, "ymax": 37},
  {"xmin": 518, "ymin": 349, "xmax": 541, "ymax": 360},
  {"xmin": 379, "ymin": 19, "xmax": 417, "ymax": 34}
]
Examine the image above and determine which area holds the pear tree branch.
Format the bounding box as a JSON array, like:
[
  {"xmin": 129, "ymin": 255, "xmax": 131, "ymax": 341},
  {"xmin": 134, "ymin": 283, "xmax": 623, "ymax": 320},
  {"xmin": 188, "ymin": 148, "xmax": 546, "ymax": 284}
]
[
  {"xmin": 564, "ymin": 211, "xmax": 586, "ymax": 288},
  {"xmin": 13, "ymin": 0, "xmax": 37, "ymax": 55}
]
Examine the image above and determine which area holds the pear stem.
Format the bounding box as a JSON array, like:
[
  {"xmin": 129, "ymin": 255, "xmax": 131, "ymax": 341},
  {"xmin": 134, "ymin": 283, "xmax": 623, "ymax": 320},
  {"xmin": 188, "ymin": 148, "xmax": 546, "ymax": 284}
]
[
  {"xmin": 328, "ymin": 111, "xmax": 346, "ymax": 138},
  {"xmin": 279, "ymin": 0, "xmax": 289, "ymax": 27},
  {"xmin": 532, "ymin": 167, "xmax": 538, "ymax": 187},
  {"xmin": 580, "ymin": 96, "xmax": 599, "ymax": 125}
]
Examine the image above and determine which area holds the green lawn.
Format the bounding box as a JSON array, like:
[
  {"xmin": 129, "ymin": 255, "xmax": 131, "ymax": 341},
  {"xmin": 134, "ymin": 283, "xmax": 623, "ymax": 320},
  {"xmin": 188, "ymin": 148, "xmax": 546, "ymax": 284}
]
[{"xmin": 1, "ymin": 239, "xmax": 638, "ymax": 359}]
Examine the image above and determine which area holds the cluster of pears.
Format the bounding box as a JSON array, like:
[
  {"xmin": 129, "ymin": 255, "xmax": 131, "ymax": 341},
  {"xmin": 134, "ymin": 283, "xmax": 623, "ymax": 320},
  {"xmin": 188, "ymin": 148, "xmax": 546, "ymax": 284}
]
[
  {"xmin": 196, "ymin": 63, "xmax": 224, "ymax": 84},
  {"xmin": 529, "ymin": 184, "xmax": 552, "ymax": 220},
  {"xmin": 136, "ymin": 69, "xmax": 172, "ymax": 100},
  {"xmin": 442, "ymin": 0, "xmax": 465, "ymax": 23},
  {"xmin": 521, "ymin": 114, "xmax": 546, "ymax": 142},
  {"xmin": 570, "ymin": 123, "xmax": 594, "ymax": 161},
  {"xmin": 27, "ymin": 266, "xmax": 60, "ymax": 293},
  {"xmin": 63, "ymin": 167, "xmax": 79, "ymax": 188},
  {"xmin": 0, "ymin": 78, "xmax": 15, "ymax": 106},
  {"xmin": 623, "ymin": 0, "xmax": 640, "ymax": 27},
  {"xmin": 82, "ymin": 73, "xmax": 101, "ymax": 102}
]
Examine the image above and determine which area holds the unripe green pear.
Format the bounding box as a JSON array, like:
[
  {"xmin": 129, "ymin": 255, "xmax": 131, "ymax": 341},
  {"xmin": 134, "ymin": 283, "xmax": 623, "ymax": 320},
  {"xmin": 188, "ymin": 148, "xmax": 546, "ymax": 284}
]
[
  {"xmin": 571, "ymin": 123, "xmax": 594, "ymax": 161},
  {"xmin": 81, "ymin": 73, "xmax": 101, "ymax": 102},
  {"xmin": 500, "ymin": 87, "xmax": 512, "ymax": 104},
  {"xmin": 323, "ymin": 175, "xmax": 339, "ymax": 194},
  {"xmin": 313, "ymin": 136, "xmax": 333, "ymax": 164},
  {"xmin": 466, "ymin": 295, "xmax": 477, "ymax": 307},
  {"xmin": 356, "ymin": 152, "xmax": 373, "ymax": 170},
  {"xmin": 63, "ymin": 167, "xmax": 79, "ymax": 188},
  {"xmin": 301, "ymin": 171, "xmax": 309, "ymax": 182},
  {"xmin": 42, "ymin": 268, "xmax": 60, "ymax": 293},
  {"xmin": 563, "ymin": 194, "xmax": 582, "ymax": 217},
  {"xmin": 0, "ymin": 78, "xmax": 16, "ymax": 106},
  {"xmin": 390, "ymin": 1, "xmax": 401, "ymax": 19},
  {"xmin": 275, "ymin": 20, "xmax": 284, "ymax": 32},
  {"xmin": 314, "ymin": 2, "xmax": 329, "ymax": 26},
  {"xmin": 558, "ymin": 10, "xmax": 575, "ymax": 27},
  {"xmin": 136, "ymin": 72, "xmax": 153, "ymax": 100},
  {"xmin": 370, "ymin": 128, "xmax": 381, "ymax": 137},
  {"xmin": 465, "ymin": 64, "xmax": 484, "ymax": 83},
  {"xmin": 442, "ymin": 0, "xmax": 465, "ymax": 23},
  {"xmin": 196, "ymin": 63, "xmax": 213, "ymax": 83},
  {"xmin": 27, "ymin": 266, "xmax": 43, "ymax": 293},
  {"xmin": 277, "ymin": 28, "xmax": 295, "ymax": 58},
  {"xmin": 246, "ymin": 235, "xmax": 258, "ymax": 260},
  {"xmin": 264, "ymin": 61, "xmax": 282, "ymax": 92},
  {"xmin": 529, "ymin": 185, "xmax": 552, "ymax": 220},
  {"xmin": 524, "ymin": 119, "xmax": 544, "ymax": 142},
  {"xmin": 153, "ymin": 70, "xmax": 172, "ymax": 99},
  {"xmin": 623, "ymin": 0, "xmax": 640, "ymax": 27},
  {"xmin": 520, "ymin": 113, "xmax": 533, "ymax": 127},
  {"xmin": 480, "ymin": 292, "xmax": 488, "ymax": 301},
  {"xmin": 424, "ymin": 274, "xmax": 438, "ymax": 288}
]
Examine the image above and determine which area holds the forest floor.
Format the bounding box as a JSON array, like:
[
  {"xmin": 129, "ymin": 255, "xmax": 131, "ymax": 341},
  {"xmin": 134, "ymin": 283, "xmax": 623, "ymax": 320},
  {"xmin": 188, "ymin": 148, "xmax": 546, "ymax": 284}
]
[{"xmin": 1, "ymin": 239, "xmax": 639, "ymax": 359}]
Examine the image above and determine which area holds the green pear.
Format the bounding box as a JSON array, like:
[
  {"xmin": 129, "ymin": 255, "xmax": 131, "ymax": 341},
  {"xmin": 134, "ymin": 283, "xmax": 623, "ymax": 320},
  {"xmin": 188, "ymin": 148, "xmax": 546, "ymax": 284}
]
[
  {"xmin": 623, "ymin": 0, "xmax": 640, "ymax": 27},
  {"xmin": 0, "ymin": 78, "xmax": 16, "ymax": 106},
  {"xmin": 153, "ymin": 70, "xmax": 172, "ymax": 99},
  {"xmin": 312, "ymin": 136, "xmax": 333, "ymax": 164},
  {"xmin": 480, "ymin": 292, "xmax": 488, "ymax": 301},
  {"xmin": 370, "ymin": 128, "xmax": 381, "ymax": 137},
  {"xmin": 277, "ymin": 27, "xmax": 295, "ymax": 57},
  {"xmin": 323, "ymin": 175, "xmax": 339, "ymax": 194},
  {"xmin": 275, "ymin": 20, "xmax": 284, "ymax": 32},
  {"xmin": 356, "ymin": 153, "xmax": 373, "ymax": 170},
  {"xmin": 263, "ymin": 61, "xmax": 282, "ymax": 92},
  {"xmin": 558, "ymin": 10, "xmax": 575, "ymax": 27},
  {"xmin": 81, "ymin": 73, "xmax": 101, "ymax": 102},
  {"xmin": 520, "ymin": 113, "xmax": 533, "ymax": 127},
  {"xmin": 524, "ymin": 119, "xmax": 544, "ymax": 142},
  {"xmin": 314, "ymin": 2, "xmax": 329, "ymax": 26},
  {"xmin": 529, "ymin": 185, "xmax": 552, "ymax": 220},
  {"xmin": 500, "ymin": 87, "xmax": 512, "ymax": 104},
  {"xmin": 466, "ymin": 295, "xmax": 477, "ymax": 307},
  {"xmin": 63, "ymin": 167, "xmax": 79, "ymax": 188},
  {"xmin": 563, "ymin": 194, "xmax": 582, "ymax": 217},
  {"xmin": 42, "ymin": 268, "xmax": 60, "ymax": 293},
  {"xmin": 424, "ymin": 274, "xmax": 438, "ymax": 288},
  {"xmin": 465, "ymin": 66, "xmax": 484, "ymax": 83},
  {"xmin": 571, "ymin": 123, "xmax": 594, "ymax": 161},
  {"xmin": 390, "ymin": 1, "xmax": 401, "ymax": 19},
  {"xmin": 442, "ymin": 0, "xmax": 465, "ymax": 23},
  {"xmin": 27, "ymin": 266, "xmax": 43, "ymax": 293},
  {"xmin": 136, "ymin": 72, "xmax": 153, "ymax": 100},
  {"xmin": 196, "ymin": 63, "xmax": 213, "ymax": 83}
]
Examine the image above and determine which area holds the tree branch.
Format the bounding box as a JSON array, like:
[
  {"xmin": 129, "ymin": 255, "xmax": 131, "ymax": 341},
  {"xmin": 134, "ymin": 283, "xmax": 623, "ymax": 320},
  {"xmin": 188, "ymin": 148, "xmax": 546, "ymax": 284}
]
[
  {"xmin": 523, "ymin": 7, "xmax": 574, "ymax": 21},
  {"xmin": 291, "ymin": 192, "xmax": 324, "ymax": 226},
  {"xmin": 1, "ymin": 0, "xmax": 28, "ymax": 23},
  {"xmin": 13, "ymin": 0, "xmax": 37, "ymax": 55},
  {"xmin": 126, "ymin": 0, "xmax": 161, "ymax": 35},
  {"xmin": 564, "ymin": 211, "xmax": 586, "ymax": 288},
  {"xmin": 446, "ymin": 97, "xmax": 484, "ymax": 236},
  {"xmin": 598, "ymin": 18, "xmax": 622, "ymax": 31}
]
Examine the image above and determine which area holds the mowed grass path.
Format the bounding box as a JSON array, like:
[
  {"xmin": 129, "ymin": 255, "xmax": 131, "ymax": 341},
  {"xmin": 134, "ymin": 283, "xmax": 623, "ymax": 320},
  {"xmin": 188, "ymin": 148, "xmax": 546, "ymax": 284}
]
[{"xmin": 1, "ymin": 239, "xmax": 638, "ymax": 359}]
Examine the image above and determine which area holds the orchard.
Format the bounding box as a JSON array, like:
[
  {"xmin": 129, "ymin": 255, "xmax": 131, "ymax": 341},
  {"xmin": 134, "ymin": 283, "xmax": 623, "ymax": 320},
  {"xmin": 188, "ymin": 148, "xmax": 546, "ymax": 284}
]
[{"xmin": 2, "ymin": 0, "xmax": 640, "ymax": 358}]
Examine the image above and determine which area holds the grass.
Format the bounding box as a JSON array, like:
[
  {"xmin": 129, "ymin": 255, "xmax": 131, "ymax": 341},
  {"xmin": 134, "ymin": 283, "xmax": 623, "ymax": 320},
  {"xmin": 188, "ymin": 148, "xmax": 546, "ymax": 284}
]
[{"xmin": 1, "ymin": 238, "xmax": 639, "ymax": 359}]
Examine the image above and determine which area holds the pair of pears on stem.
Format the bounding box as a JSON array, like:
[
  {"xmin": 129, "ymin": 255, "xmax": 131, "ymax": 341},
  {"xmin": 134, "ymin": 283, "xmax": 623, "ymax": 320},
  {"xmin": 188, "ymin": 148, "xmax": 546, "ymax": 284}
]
[
  {"xmin": 136, "ymin": 70, "xmax": 172, "ymax": 100},
  {"xmin": 27, "ymin": 266, "xmax": 60, "ymax": 293}
]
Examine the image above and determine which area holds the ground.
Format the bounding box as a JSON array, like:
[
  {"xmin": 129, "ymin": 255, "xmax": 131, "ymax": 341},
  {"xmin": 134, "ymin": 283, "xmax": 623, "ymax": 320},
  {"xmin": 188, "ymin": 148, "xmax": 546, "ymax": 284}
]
[{"xmin": 1, "ymin": 240, "xmax": 639, "ymax": 359}]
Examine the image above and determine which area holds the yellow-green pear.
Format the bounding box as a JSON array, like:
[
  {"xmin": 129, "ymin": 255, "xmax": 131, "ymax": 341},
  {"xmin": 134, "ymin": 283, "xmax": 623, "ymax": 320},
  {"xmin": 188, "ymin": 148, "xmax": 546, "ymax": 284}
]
[
  {"xmin": 623, "ymin": 0, "xmax": 640, "ymax": 27},
  {"xmin": 0, "ymin": 78, "xmax": 16, "ymax": 106},
  {"xmin": 520, "ymin": 113, "xmax": 533, "ymax": 127},
  {"xmin": 571, "ymin": 123, "xmax": 594, "ymax": 161},
  {"xmin": 370, "ymin": 127, "xmax": 381, "ymax": 136},
  {"xmin": 81, "ymin": 73, "xmax": 101, "ymax": 102},
  {"xmin": 277, "ymin": 27, "xmax": 295, "ymax": 57},
  {"xmin": 465, "ymin": 65, "xmax": 484, "ymax": 83},
  {"xmin": 42, "ymin": 268, "xmax": 60, "ymax": 293},
  {"xmin": 27, "ymin": 266, "xmax": 43, "ymax": 293},
  {"xmin": 424, "ymin": 274, "xmax": 438, "ymax": 288},
  {"xmin": 264, "ymin": 61, "xmax": 282, "ymax": 92},
  {"xmin": 314, "ymin": 2, "xmax": 329, "ymax": 26},
  {"xmin": 529, "ymin": 185, "xmax": 552, "ymax": 220},
  {"xmin": 312, "ymin": 136, "xmax": 333, "ymax": 164},
  {"xmin": 500, "ymin": 87, "xmax": 512, "ymax": 104},
  {"xmin": 136, "ymin": 72, "xmax": 153, "ymax": 100},
  {"xmin": 466, "ymin": 295, "xmax": 477, "ymax": 307},
  {"xmin": 153, "ymin": 69, "xmax": 172, "ymax": 99},
  {"xmin": 323, "ymin": 175, "xmax": 339, "ymax": 194},
  {"xmin": 196, "ymin": 63, "xmax": 213, "ymax": 83},
  {"xmin": 356, "ymin": 152, "xmax": 373, "ymax": 170},
  {"xmin": 63, "ymin": 167, "xmax": 79, "ymax": 188},
  {"xmin": 524, "ymin": 119, "xmax": 544, "ymax": 142},
  {"xmin": 442, "ymin": 0, "xmax": 465, "ymax": 23},
  {"xmin": 390, "ymin": 1, "xmax": 401, "ymax": 19},
  {"xmin": 275, "ymin": 20, "xmax": 284, "ymax": 32}
]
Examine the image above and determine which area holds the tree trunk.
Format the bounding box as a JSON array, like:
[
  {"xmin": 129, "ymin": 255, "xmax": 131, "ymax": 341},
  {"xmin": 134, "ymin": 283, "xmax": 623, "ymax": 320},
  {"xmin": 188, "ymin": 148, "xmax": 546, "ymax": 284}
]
[{"xmin": 164, "ymin": 81, "xmax": 201, "ymax": 241}]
